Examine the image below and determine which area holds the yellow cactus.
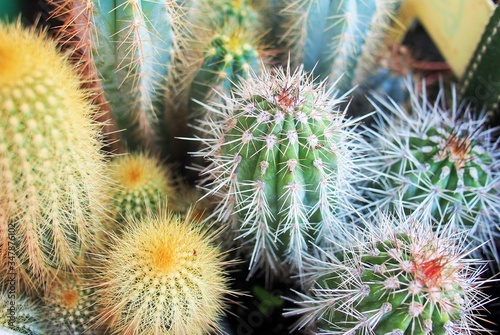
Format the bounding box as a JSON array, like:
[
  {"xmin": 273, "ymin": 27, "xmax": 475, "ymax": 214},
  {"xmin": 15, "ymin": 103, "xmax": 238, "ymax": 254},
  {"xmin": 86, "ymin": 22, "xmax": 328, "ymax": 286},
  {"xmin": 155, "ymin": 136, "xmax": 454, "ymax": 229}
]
[
  {"xmin": 95, "ymin": 211, "xmax": 234, "ymax": 334},
  {"xmin": 0, "ymin": 22, "xmax": 108, "ymax": 294}
]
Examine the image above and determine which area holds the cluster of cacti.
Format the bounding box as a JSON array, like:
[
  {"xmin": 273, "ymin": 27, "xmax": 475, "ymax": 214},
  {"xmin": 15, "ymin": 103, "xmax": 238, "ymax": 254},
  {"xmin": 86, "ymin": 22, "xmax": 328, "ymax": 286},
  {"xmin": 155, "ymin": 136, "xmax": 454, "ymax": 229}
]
[
  {"xmin": 0, "ymin": 22, "xmax": 107, "ymax": 294},
  {"xmin": 193, "ymin": 63, "xmax": 368, "ymax": 279},
  {"xmin": 285, "ymin": 208, "xmax": 492, "ymax": 334},
  {"xmin": 363, "ymin": 81, "xmax": 500, "ymax": 261},
  {"xmin": 2, "ymin": 1, "xmax": 500, "ymax": 334}
]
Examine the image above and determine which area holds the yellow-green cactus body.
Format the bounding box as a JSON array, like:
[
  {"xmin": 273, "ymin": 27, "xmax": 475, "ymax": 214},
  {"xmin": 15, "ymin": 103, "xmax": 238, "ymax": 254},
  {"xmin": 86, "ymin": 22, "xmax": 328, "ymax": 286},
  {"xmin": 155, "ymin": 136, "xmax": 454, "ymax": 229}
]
[
  {"xmin": 0, "ymin": 23, "xmax": 107, "ymax": 293},
  {"xmin": 108, "ymin": 153, "xmax": 175, "ymax": 225},
  {"xmin": 95, "ymin": 212, "xmax": 233, "ymax": 334}
]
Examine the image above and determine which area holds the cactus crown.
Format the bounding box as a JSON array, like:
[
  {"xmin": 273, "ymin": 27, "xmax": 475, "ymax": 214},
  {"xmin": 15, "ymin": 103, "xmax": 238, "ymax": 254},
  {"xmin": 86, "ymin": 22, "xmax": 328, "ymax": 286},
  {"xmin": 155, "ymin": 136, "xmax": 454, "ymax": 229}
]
[
  {"xmin": 194, "ymin": 63, "xmax": 367, "ymax": 278},
  {"xmin": 286, "ymin": 209, "xmax": 492, "ymax": 335}
]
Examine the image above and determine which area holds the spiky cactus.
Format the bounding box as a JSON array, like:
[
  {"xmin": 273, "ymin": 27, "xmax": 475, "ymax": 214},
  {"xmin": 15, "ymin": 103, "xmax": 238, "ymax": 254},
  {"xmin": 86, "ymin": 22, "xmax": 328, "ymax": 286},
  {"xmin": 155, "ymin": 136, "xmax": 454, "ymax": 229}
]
[
  {"xmin": 193, "ymin": 63, "xmax": 367, "ymax": 279},
  {"xmin": 108, "ymin": 153, "xmax": 176, "ymax": 225},
  {"xmin": 285, "ymin": 208, "xmax": 493, "ymax": 335},
  {"xmin": 1, "ymin": 291, "xmax": 44, "ymax": 334},
  {"xmin": 0, "ymin": 22, "xmax": 108, "ymax": 294},
  {"xmin": 94, "ymin": 211, "xmax": 234, "ymax": 335},
  {"xmin": 41, "ymin": 275, "xmax": 101, "ymax": 334},
  {"xmin": 48, "ymin": 0, "xmax": 187, "ymax": 153},
  {"xmin": 364, "ymin": 80, "xmax": 500, "ymax": 262},
  {"xmin": 278, "ymin": 0, "xmax": 403, "ymax": 92}
]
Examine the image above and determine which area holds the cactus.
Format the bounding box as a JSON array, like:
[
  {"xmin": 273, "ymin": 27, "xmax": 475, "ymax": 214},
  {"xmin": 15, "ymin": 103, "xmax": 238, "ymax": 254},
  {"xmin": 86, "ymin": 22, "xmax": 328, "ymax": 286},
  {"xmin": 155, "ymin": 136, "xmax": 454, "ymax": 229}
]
[
  {"xmin": 48, "ymin": 0, "xmax": 186, "ymax": 153},
  {"xmin": 41, "ymin": 275, "xmax": 101, "ymax": 334},
  {"xmin": 193, "ymin": 0, "xmax": 261, "ymax": 29},
  {"xmin": 0, "ymin": 22, "xmax": 107, "ymax": 294},
  {"xmin": 277, "ymin": 0, "xmax": 402, "ymax": 92},
  {"xmin": 1, "ymin": 291, "xmax": 45, "ymax": 334},
  {"xmin": 285, "ymin": 208, "xmax": 493, "ymax": 335},
  {"xmin": 193, "ymin": 63, "xmax": 368, "ymax": 279},
  {"xmin": 188, "ymin": 26, "xmax": 264, "ymax": 121},
  {"xmin": 364, "ymin": 80, "xmax": 500, "ymax": 262},
  {"xmin": 108, "ymin": 153, "xmax": 176, "ymax": 226},
  {"xmin": 94, "ymin": 211, "xmax": 234, "ymax": 335},
  {"xmin": 459, "ymin": 5, "xmax": 500, "ymax": 126}
]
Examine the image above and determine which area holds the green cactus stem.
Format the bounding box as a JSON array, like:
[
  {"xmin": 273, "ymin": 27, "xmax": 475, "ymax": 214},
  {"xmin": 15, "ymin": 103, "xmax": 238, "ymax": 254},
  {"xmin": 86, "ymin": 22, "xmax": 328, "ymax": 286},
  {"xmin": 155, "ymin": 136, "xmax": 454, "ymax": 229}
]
[
  {"xmin": 285, "ymin": 209, "xmax": 493, "ymax": 335},
  {"xmin": 459, "ymin": 5, "xmax": 500, "ymax": 126},
  {"xmin": 193, "ymin": 63, "xmax": 368, "ymax": 279},
  {"xmin": 277, "ymin": 0, "xmax": 402, "ymax": 92},
  {"xmin": 1, "ymin": 291, "xmax": 45, "ymax": 334},
  {"xmin": 49, "ymin": 0, "xmax": 185, "ymax": 153}
]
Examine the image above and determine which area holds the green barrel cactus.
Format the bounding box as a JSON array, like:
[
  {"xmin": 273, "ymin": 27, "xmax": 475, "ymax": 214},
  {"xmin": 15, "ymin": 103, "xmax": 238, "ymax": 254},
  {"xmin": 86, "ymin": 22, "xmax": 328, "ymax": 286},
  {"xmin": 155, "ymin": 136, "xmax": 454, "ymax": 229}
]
[
  {"xmin": 1, "ymin": 291, "xmax": 45, "ymax": 334},
  {"xmin": 107, "ymin": 153, "xmax": 176, "ymax": 226},
  {"xmin": 48, "ymin": 0, "xmax": 186, "ymax": 153},
  {"xmin": 188, "ymin": 26, "xmax": 264, "ymax": 121},
  {"xmin": 286, "ymin": 209, "xmax": 493, "ymax": 334},
  {"xmin": 41, "ymin": 275, "xmax": 101, "ymax": 334},
  {"xmin": 193, "ymin": 63, "xmax": 368, "ymax": 278},
  {"xmin": 277, "ymin": 0, "xmax": 402, "ymax": 92},
  {"xmin": 0, "ymin": 22, "xmax": 108, "ymax": 294},
  {"xmin": 364, "ymin": 80, "xmax": 500, "ymax": 262}
]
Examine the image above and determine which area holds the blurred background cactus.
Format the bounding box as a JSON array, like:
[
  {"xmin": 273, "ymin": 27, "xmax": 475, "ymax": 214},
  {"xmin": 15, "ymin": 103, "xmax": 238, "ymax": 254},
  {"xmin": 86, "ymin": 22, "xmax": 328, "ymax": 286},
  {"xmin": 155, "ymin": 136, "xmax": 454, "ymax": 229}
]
[{"xmin": 2, "ymin": 0, "xmax": 500, "ymax": 334}]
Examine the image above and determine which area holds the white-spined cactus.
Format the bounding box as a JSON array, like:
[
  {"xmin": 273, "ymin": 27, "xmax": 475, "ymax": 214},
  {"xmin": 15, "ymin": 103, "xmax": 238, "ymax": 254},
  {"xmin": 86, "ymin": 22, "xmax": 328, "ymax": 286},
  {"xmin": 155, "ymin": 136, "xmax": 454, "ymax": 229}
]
[
  {"xmin": 363, "ymin": 80, "xmax": 500, "ymax": 262},
  {"xmin": 192, "ymin": 63, "xmax": 369, "ymax": 279},
  {"xmin": 285, "ymin": 207, "xmax": 493, "ymax": 335}
]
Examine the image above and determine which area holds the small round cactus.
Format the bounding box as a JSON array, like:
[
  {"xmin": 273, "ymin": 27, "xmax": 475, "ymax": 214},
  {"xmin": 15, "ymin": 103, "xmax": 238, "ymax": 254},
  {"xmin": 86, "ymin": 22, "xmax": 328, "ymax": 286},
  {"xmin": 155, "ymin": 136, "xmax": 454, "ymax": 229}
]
[
  {"xmin": 0, "ymin": 291, "xmax": 44, "ymax": 334},
  {"xmin": 193, "ymin": 63, "xmax": 368, "ymax": 278},
  {"xmin": 95, "ymin": 211, "xmax": 233, "ymax": 335},
  {"xmin": 286, "ymin": 208, "xmax": 493, "ymax": 335},
  {"xmin": 108, "ymin": 153, "xmax": 176, "ymax": 224},
  {"xmin": 41, "ymin": 275, "xmax": 101, "ymax": 335},
  {"xmin": 364, "ymin": 81, "xmax": 500, "ymax": 261},
  {"xmin": 0, "ymin": 22, "xmax": 107, "ymax": 293}
]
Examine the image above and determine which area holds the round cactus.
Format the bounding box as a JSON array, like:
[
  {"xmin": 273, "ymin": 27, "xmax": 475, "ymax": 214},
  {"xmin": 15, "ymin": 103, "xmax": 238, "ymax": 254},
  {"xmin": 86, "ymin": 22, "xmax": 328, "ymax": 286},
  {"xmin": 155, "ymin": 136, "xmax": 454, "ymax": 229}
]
[
  {"xmin": 188, "ymin": 26, "xmax": 263, "ymax": 121},
  {"xmin": 0, "ymin": 291, "xmax": 44, "ymax": 334},
  {"xmin": 286, "ymin": 208, "xmax": 493, "ymax": 335},
  {"xmin": 364, "ymin": 81, "xmax": 500, "ymax": 261},
  {"xmin": 108, "ymin": 153, "xmax": 176, "ymax": 225},
  {"xmin": 0, "ymin": 22, "xmax": 108, "ymax": 293},
  {"xmin": 41, "ymin": 275, "xmax": 101, "ymax": 335},
  {"xmin": 94, "ymin": 211, "xmax": 233, "ymax": 335},
  {"xmin": 193, "ymin": 63, "xmax": 368, "ymax": 278}
]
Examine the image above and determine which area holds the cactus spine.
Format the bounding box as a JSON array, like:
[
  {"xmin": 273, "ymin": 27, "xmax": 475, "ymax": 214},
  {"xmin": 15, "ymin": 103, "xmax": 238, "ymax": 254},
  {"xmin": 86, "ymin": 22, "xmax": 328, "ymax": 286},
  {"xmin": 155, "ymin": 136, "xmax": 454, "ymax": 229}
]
[
  {"xmin": 194, "ymin": 63, "xmax": 367, "ymax": 278},
  {"xmin": 49, "ymin": 0, "xmax": 185, "ymax": 153},
  {"xmin": 286, "ymin": 209, "xmax": 493, "ymax": 335},
  {"xmin": 0, "ymin": 22, "xmax": 107, "ymax": 293},
  {"xmin": 95, "ymin": 212, "xmax": 233, "ymax": 334},
  {"xmin": 364, "ymin": 81, "xmax": 500, "ymax": 261}
]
